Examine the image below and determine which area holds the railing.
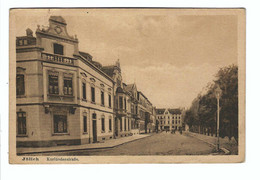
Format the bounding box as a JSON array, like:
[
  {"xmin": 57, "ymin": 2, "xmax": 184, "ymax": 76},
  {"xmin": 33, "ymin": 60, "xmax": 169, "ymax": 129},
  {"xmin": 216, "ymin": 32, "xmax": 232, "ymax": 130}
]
[{"xmin": 41, "ymin": 52, "xmax": 75, "ymax": 65}]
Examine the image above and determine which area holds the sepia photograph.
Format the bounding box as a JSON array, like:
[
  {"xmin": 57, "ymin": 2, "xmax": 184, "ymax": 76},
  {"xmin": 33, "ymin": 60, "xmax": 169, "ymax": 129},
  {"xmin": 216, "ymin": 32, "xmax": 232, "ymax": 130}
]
[{"xmin": 9, "ymin": 8, "xmax": 245, "ymax": 163}]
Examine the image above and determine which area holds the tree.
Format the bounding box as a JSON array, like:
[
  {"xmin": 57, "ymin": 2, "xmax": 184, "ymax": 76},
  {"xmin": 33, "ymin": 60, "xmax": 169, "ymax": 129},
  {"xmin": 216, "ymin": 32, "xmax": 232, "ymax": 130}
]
[{"xmin": 185, "ymin": 64, "xmax": 238, "ymax": 141}]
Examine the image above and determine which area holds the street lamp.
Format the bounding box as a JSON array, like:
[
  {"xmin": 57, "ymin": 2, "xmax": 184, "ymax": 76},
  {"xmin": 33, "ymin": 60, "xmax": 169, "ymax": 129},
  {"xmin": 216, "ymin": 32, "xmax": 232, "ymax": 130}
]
[{"xmin": 215, "ymin": 85, "xmax": 222, "ymax": 152}]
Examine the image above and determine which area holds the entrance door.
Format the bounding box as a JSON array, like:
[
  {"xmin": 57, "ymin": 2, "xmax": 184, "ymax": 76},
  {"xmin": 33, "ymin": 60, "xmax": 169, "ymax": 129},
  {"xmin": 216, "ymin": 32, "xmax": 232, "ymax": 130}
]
[{"xmin": 92, "ymin": 120, "xmax": 97, "ymax": 143}]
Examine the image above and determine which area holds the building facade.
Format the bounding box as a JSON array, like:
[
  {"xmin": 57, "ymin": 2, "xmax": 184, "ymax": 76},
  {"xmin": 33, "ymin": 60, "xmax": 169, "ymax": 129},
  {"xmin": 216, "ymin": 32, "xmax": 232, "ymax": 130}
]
[
  {"xmin": 16, "ymin": 16, "xmax": 114, "ymax": 147},
  {"xmin": 16, "ymin": 16, "xmax": 156, "ymax": 147},
  {"xmin": 156, "ymin": 108, "xmax": 184, "ymax": 131}
]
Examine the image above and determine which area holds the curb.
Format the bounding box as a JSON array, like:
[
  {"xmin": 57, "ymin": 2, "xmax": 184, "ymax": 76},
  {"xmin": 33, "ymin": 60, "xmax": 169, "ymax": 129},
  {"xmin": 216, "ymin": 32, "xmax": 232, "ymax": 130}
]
[
  {"xmin": 17, "ymin": 134, "xmax": 152, "ymax": 155},
  {"xmin": 184, "ymin": 132, "xmax": 231, "ymax": 155}
]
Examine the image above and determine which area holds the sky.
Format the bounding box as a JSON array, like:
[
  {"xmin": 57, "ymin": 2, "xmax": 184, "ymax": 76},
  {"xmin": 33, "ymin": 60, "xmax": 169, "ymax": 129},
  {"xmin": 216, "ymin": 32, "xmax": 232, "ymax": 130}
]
[{"xmin": 13, "ymin": 9, "xmax": 238, "ymax": 108}]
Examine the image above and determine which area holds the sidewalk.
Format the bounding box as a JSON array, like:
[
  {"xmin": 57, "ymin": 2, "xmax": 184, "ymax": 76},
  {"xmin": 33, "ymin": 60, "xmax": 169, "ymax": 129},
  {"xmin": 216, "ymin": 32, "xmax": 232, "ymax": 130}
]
[
  {"xmin": 184, "ymin": 131, "xmax": 238, "ymax": 155},
  {"xmin": 17, "ymin": 134, "xmax": 152, "ymax": 155}
]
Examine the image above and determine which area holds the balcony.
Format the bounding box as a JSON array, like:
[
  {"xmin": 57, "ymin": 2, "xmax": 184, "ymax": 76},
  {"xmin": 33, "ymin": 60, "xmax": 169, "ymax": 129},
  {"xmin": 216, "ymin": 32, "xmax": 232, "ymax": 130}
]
[{"xmin": 41, "ymin": 52, "xmax": 75, "ymax": 65}]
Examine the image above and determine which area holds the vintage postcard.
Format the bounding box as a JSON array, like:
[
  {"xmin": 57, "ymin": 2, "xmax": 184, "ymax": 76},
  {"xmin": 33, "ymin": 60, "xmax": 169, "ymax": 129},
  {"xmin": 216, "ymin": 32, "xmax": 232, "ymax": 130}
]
[{"xmin": 9, "ymin": 8, "xmax": 245, "ymax": 164}]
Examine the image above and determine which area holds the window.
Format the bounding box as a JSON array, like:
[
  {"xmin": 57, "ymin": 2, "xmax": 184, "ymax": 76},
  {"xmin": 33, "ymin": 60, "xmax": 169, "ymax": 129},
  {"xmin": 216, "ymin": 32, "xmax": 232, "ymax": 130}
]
[
  {"xmin": 92, "ymin": 113, "xmax": 96, "ymax": 120},
  {"xmin": 49, "ymin": 74, "xmax": 59, "ymax": 94},
  {"xmin": 172, "ymin": 120, "xmax": 174, "ymax": 124},
  {"xmin": 82, "ymin": 82, "xmax": 86, "ymax": 100},
  {"xmin": 83, "ymin": 115, "xmax": 87, "ymax": 133},
  {"xmin": 54, "ymin": 115, "xmax": 67, "ymax": 133},
  {"xmin": 124, "ymin": 118, "xmax": 126, "ymax": 131},
  {"xmin": 54, "ymin": 43, "xmax": 64, "ymax": 55},
  {"xmin": 176, "ymin": 120, "xmax": 178, "ymax": 124},
  {"xmin": 120, "ymin": 118, "xmax": 122, "ymax": 131},
  {"xmin": 16, "ymin": 74, "xmax": 25, "ymax": 96},
  {"xmin": 17, "ymin": 112, "xmax": 26, "ymax": 135},
  {"xmin": 128, "ymin": 118, "xmax": 130, "ymax": 131},
  {"xmin": 168, "ymin": 121, "xmax": 170, "ymax": 124},
  {"xmin": 63, "ymin": 76, "xmax": 73, "ymax": 95},
  {"xmin": 109, "ymin": 118, "xmax": 112, "ymax": 131},
  {"xmin": 119, "ymin": 96, "xmax": 123, "ymax": 109},
  {"xmin": 124, "ymin": 98, "xmax": 126, "ymax": 110},
  {"xmin": 101, "ymin": 91, "xmax": 104, "ymax": 106},
  {"xmin": 91, "ymin": 87, "xmax": 95, "ymax": 102},
  {"xmin": 108, "ymin": 94, "xmax": 112, "ymax": 107},
  {"xmin": 101, "ymin": 117, "xmax": 105, "ymax": 132}
]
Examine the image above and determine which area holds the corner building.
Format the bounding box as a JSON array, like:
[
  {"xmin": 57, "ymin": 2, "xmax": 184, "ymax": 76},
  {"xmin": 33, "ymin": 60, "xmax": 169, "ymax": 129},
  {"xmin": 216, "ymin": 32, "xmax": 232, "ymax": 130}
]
[{"xmin": 16, "ymin": 16, "xmax": 114, "ymax": 147}]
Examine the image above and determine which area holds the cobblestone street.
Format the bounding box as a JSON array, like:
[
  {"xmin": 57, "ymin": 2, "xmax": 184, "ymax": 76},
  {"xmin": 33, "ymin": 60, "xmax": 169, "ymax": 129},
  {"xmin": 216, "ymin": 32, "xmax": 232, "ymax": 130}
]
[{"xmin": 35, "ymin": 132, "xmax": 214, "ymax": 156}]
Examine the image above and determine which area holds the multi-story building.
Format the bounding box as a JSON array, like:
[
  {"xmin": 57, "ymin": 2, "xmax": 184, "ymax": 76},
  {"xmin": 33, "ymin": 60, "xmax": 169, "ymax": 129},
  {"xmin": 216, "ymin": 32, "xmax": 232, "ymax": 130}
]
[
  {"xmin": 137, "ymin": 91, "xmax": 155, "ymax": 133},
  {"xmin": 156, "ymin": 108, "xmax": 183, "ymax": 131},
  {"xmin": 16, "ymin": 16, "xmax": 115, "ymax": 147},
  {"xmin": 16, "ymin": 15, "xmax": 156, "ymax": 147},
  {"xmin": 101, "ymin": 62, "xmax": 132, "ymax": 138},
  {"xmin": 125, "ymin": 83, "xmax": 139, "ymax": 135}
]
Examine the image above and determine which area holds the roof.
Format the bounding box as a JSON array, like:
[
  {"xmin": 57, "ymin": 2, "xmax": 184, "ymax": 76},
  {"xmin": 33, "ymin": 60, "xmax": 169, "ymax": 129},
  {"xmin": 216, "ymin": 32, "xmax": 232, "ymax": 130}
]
[
  {"xmin": 168, "ymin": 109, "xmax": 182, "ymax": 114},
  {"xmin": 156, "ymin": 108, "xmax": 166, "ymax": 115},
  {"xmin": 125, "ymin": 84, "xmax": 135, "ymax": 92},
  {"xmin": 101, "ymin": 66, "xmax": 115, "ymax": 78},
  {"xmin": 156, "ymin": 108, "xmax": 182, "ymax": 115},
  {"xmin": 79, "ymin": 51, "xmax": 93, "ymax": 61}
]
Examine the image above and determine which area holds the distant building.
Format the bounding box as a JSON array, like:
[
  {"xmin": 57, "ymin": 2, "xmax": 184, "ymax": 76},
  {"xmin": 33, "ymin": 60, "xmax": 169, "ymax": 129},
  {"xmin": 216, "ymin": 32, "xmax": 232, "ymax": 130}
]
[{"xmin": 156, "ymin": 108, "xmax": 184, "ymax": 131}]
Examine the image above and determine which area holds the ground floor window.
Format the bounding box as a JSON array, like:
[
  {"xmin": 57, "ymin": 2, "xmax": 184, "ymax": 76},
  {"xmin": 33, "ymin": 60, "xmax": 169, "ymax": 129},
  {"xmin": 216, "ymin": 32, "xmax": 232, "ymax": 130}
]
[
  {"xmin": 124, "ymin": 118, "xmax": 126, "ymax": 131},
  {"xmin": 109, "ymin": 118, "xmax": 112, "ymax": 131},
  {"xmin": 120, "ymin": 118, "xmax": 122, "ymax": 131},
  {"xmin": 101, "ymin": 117, "xmax": 105, "ymax": 132},
  {"xmin": 17, "ymin": 112, "xmax": 26, "ymax": 135},
  {"xmin": 83, "ymin": 115, "xmax": 87, "ymax": 133},
  {"xmin": 54, "ymin": 115, "xmax": 67, "ymax": 133}
]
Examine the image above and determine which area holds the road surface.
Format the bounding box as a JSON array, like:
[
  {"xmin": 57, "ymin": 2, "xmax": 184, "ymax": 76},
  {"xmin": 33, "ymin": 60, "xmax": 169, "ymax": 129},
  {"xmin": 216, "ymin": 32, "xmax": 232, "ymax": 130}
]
[{"xmin": 35, "ymin": 131, "xmax": 214, "ymax": 156}]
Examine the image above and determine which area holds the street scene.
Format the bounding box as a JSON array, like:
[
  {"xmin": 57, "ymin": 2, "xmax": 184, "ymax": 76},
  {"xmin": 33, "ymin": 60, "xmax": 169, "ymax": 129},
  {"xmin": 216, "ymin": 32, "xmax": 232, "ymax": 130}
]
[
  {"xmin": 12, "ymin": 9, "xmax": 241, "ymax": 160},
  {"xmin": 19, "ymin": 132, "xmax": 230, "ymax": 156}
]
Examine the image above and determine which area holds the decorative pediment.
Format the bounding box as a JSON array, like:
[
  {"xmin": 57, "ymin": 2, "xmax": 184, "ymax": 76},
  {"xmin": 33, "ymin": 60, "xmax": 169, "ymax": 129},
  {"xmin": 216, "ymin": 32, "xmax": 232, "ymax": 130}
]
[
  {"xmin": 100, "ymin": 83, "xmax": 105, "ymax": 88},
  {"xmin": 80, "ymin": 72, "xmax": 87, "ymax": 78},
  {"xmin": 17, "ymin": 67, "xmax": 26, "ymax": 73},
  {"xmin": 90, "ymin": 78, "xmax": 96, "ymax": 83}
]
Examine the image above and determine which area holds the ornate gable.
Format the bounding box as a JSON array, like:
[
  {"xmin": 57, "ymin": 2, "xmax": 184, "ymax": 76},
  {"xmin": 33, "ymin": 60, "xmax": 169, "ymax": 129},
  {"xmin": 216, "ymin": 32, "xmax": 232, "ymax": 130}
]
[{"xmin": 36, "ymin": 16, "xmax": 78, "ymax": 43}]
